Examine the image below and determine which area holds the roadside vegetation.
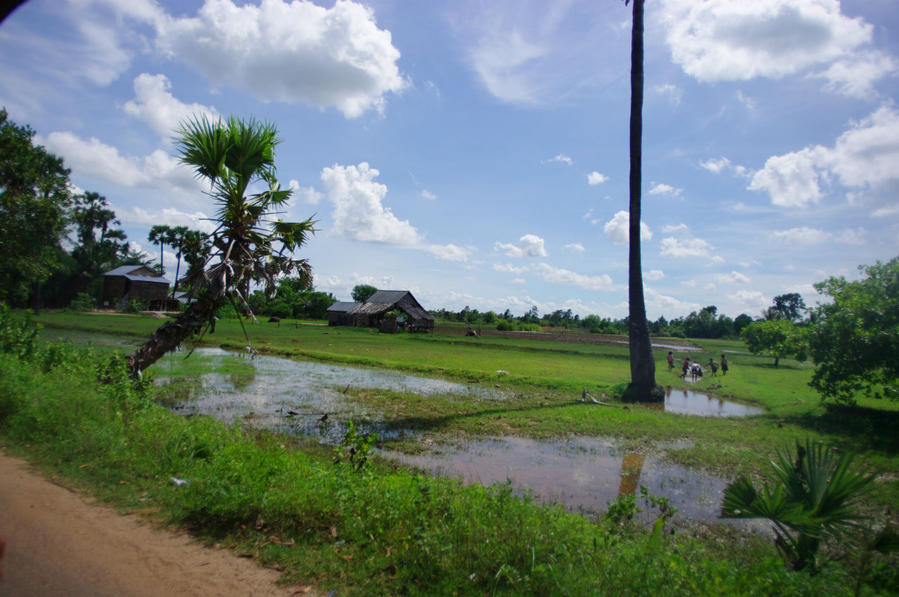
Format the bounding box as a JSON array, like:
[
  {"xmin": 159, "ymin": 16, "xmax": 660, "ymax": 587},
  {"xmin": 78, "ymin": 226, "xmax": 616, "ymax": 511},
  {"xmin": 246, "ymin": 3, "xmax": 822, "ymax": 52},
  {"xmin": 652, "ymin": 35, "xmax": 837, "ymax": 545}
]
[{"xmin": 4, "ymin": 311, "xmax": 891, "ymax": 595}]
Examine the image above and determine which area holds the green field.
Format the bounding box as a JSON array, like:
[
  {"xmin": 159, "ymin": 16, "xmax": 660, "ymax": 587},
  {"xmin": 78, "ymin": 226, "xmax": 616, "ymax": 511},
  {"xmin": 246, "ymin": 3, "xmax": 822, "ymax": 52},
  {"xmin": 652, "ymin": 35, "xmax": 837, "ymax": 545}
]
[{"xmin": 4, "ymin": 310, "xmax": 897, "ymax": 594}]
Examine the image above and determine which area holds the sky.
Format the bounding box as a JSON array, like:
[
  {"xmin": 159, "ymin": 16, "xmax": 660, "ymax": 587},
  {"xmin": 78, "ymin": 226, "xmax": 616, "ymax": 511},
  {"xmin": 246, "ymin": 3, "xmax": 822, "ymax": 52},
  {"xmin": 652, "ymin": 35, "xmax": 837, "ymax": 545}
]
[{"xmin": 1, "ymin": 0, "xmax": 897, "ymax": 320}]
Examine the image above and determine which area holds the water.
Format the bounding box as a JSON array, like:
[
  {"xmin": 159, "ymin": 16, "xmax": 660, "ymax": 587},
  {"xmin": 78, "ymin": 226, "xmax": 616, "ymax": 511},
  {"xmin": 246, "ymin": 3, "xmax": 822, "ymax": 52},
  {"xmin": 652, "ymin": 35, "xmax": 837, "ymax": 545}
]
[
  {"xmin": 386, "ymin": 436, "xmax": 757, "ymax": 526},
  {"xmin": 663, "ymin": 386, "xmax": 764, "ymax": 417},
  {"xmin": 154, "ymin": 348, "xmax": 505, "ymax": 443}
]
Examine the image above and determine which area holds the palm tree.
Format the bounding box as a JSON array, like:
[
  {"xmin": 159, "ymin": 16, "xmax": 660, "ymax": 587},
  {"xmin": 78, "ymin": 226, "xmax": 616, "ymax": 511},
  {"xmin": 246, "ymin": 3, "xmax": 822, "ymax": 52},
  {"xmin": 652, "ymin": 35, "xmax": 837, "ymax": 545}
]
[
  {"xmin": 721, "ymin": 441, "xmax": 877, "ymax": 572},
  {"xmin": 624, "ymin": 0, "xmax": 660, "ymax": 401},
  {"xmin": 167, "ymin": 225, "xmax": 189, "ymax": 299},
  {"xmin": 127, "ymin": 116, "xmax": 315, "ymax": 375},
  {"xmin": 148, "ymin": 224, "xmax": 172, "ymax": 275}
]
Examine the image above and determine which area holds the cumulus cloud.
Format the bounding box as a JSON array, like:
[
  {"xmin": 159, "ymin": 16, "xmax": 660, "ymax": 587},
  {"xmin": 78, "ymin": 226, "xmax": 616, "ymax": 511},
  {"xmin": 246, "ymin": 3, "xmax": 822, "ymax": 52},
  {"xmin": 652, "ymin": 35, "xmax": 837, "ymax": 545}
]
[
  {"xmin": 661, "ymin": 0, "xmax": 874, "ymax": 84},
  {"xmin": 123, "ymin": 73, "xmax": 219, "ymax": 139},
  {"xmin": 495, "ymin": 234, "xmax": 547, "ymax": 258},
  {"xmin": 155, "ymin": 0, "xmax": 407, "ymax": 118},
  {"xmin": 645, "ymin": 269, "xmax": 665, "ymax": 281},
  {"xmin": 649, "ymin": 182, "xmax": 683, "ymax": 197},
  {"xmin": 749, "ymin": 105, "xmax": 899, "ymax": 206},
  {"xmin": 535, "ymin": 263, "xmax": 614, "ymax": 291},
  {"xmin": 494, "ymin": 263, "xmax": 528, "ymax": 275},
  {"xmin": 119, "ymin": 206, "xmax": 217, "ymax": 234},
  {"xmin": 729, "ymin": 289, "xmax": 767, "ymax": 311},
  {"xmin": 321, "ymin": 162, "xmax": 421, "ymax": 246},
  {"xmin": 41, "ymin": 131, "xmax": 201, "ymax": 193},
  {"xmin": 662, "ymin": 223, "xmax": 689, "ymax": 234},
  {"xmin": 660, "ymin": 236, "xmax": 713, "ymax": 257},
  {"xmin": 833, "ymin": 227, "xmax": 866, "ymax": 245},
  {"xmin": 772, "ymin": 226, "xmax": 830, "ymax": 245},
  {"xmin": 809, "ymin": 50, "xmax": 897, "ymax": 99},
  {"xmin": 564, "ymin": 242, "xmax": 585, "ymax": 254},
  {"xmin": 424, "ymin": 243, "xmax": 474, "ymax": 262},
  {"xmin": 587, "ymin": 171, "xmax": 608, "ymax": 185},
  {"xmin": 603, "ymin": 211, "xmax": 652, "ymax": 244},
  {"xmin": 715, "ymin": 270, "xmax": 751, "ymax": 284},
  {"xmin": 700, "ymin": 157, "xmax": 731, "ymax": 173},
  {"xmin": 288, "ymin": 180, "xmax": 323, "ymax": 205}
]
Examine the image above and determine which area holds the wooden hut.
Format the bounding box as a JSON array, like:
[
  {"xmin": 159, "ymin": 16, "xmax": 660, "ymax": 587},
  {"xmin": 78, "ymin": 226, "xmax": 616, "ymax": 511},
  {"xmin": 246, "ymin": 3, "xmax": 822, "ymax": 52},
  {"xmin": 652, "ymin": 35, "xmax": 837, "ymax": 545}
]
[
  {"xmin": 326, "ymin": 301, "xmax": 361, "ymax": 326},
  {"xmin": 102, "ymin": 265, "xmax": 170, "ymax": 310},
  {"xmin": 346, "ymin": 290, "xmax": 435, "ymax": 332}
]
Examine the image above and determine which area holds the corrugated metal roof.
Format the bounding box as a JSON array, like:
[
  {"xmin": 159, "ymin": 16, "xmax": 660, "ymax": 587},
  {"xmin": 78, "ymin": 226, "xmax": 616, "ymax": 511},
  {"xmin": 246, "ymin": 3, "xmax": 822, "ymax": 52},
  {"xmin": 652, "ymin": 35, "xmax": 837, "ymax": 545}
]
[
  {"xmin": 365, "ymin": 290, "xmax": 409, "ymax": 304},
  {"xmin": 327, "ymin": 301, "xmax": 360, "ymax": 313},
  {"xmin": 348, "ymin": 290, "xmax": 434, "ymax": 322},
  {"xmin": 104, "ymin": 265, "xmax": 169, "ymax": 285}
]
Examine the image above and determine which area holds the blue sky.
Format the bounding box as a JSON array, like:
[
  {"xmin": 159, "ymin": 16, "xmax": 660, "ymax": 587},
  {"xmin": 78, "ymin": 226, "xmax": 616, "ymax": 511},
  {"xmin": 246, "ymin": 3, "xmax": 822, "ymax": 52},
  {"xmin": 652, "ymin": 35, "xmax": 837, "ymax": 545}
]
[{"xmin": 2, "ymin": 0, "xmax": 897, "ymax": 319}]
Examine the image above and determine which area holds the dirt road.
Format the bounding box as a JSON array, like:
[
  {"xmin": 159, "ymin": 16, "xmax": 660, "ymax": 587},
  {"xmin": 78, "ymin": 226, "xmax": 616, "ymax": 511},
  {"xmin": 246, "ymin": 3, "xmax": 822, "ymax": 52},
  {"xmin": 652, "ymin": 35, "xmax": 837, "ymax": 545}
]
[{"xmin": 0, "ymin": 448, "xmax": 308, "ymax": 596}]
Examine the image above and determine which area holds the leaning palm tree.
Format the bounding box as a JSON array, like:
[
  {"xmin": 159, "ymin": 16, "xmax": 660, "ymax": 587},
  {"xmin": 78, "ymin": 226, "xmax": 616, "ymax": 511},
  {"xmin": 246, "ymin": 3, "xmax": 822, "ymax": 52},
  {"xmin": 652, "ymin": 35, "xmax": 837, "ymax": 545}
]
[
  {"xmin": 624, "ymin": 0, "xmax": 660, "ymax": 401},
  {"xmin": 721, "ymin": 441, "xmax": 877, "ymax": 572},
  {"xmin": 127, "ymin": 116, "xmax": 315, "ymax": 375}
]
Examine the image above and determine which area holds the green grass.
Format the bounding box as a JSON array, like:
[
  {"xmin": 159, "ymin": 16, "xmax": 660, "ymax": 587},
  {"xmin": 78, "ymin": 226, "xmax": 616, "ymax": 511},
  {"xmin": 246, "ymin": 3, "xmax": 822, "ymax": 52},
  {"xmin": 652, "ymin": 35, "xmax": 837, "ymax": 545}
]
[{"xmin": 0, "ymin": 346, "xmax": 864, "ymax": 596}]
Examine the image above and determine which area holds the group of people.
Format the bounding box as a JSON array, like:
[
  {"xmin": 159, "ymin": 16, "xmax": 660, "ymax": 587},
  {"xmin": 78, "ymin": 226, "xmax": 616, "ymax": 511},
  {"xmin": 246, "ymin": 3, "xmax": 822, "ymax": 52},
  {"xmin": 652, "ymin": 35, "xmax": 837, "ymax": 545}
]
[{"xmin": 666, "ymin": 351, "xmax": 728, "ymax": 381}]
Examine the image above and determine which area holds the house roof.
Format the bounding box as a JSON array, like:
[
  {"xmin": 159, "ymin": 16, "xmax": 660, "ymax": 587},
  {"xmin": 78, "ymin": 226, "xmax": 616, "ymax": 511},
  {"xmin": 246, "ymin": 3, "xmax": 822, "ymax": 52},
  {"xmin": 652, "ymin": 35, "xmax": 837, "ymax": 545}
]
[
  {"xmin": 327, "ymin": 301, "xmax": 361, "ymax": 313},
  {"xmin": 104, "ymin": 265, "xmax": 170, "ymax": 285},
  {"xmin": 349, "ymin": 290, "xmax": 434, "ymax": 322}
]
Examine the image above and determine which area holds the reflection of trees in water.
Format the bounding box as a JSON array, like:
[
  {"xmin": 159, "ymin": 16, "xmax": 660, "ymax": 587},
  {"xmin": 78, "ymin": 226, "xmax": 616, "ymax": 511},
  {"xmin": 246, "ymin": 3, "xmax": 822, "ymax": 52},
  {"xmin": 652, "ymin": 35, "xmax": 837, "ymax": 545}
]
[{"xmin": 617, "ymin": 452, "xmax": 646, "ymax": 497}]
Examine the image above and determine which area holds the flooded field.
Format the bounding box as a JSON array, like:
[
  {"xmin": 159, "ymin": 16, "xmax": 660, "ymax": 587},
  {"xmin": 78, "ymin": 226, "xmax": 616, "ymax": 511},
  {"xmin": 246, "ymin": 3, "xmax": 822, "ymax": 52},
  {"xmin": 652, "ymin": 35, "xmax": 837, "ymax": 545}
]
[{"xmin": 662, "ymin": 386, "xmax": 764, "ymax": 417}]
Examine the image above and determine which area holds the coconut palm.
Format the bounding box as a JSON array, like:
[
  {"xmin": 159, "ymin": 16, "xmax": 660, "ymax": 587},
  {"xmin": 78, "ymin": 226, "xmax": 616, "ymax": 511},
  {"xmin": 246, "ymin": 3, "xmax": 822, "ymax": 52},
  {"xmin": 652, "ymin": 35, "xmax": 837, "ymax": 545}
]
[
  {"xmin": 127, "ymin": 116, "xmax": 315, "ymax": 375},
  {"xmin": 624, "ymin": 0, "xmax": 660, "ymax": 401},
  {"xmin": 721, "ymin": 440, "xmax": 877, "ymax": 572}
]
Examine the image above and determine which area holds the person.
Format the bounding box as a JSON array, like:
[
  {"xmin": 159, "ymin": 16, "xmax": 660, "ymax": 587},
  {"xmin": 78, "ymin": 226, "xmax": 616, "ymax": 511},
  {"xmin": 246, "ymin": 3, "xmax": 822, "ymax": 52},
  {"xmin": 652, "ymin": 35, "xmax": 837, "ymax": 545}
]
[
  {"xmin": 720, "ymin": 354, "xmax": 729, "ymax": 376},
  {"xmin": 681, "ymin": 358, "xmax": 691, "ymax": 379},
  {"xmin": 690, "ymin": 362, "xmax": 703, "ymax": 382},
  {"xmin": 707, "ymin": 358, "xmax": 718, "ymax": 376},
  {"xmin": 667, "ymin": 351, "xmax": 675, "ymax": 370}
]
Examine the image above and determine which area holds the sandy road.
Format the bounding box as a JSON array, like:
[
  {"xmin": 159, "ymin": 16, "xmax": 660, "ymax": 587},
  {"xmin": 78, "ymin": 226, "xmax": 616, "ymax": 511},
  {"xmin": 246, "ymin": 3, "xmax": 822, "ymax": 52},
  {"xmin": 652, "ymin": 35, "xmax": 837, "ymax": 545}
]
[{"xmin": 0, "ymin": 448, "xmax": 310, "ymax": 596}]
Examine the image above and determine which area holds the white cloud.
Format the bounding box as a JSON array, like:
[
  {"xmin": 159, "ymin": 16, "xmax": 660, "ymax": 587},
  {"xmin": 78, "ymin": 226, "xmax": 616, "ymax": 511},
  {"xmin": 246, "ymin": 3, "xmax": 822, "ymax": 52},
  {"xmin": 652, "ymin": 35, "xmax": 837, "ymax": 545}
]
[
  {"xmin": 729, "ymin": 289, "xmax": 767, "ymax": 311},
  {"xmin": 772, "ymin": 226, "xmax": 830, "ymax": 245},
  {"xmin": 544, "ymin": 154, "xmax": 573, "ymax": 166},
  {"xmin": 564, "ymin": 242, "xmax": 585, "ymax": 254},
  {"xmin": 649, "ymin": 182, "xmax": 683, "ymax": 197},
  {"xmin": 661, "ymin": 0, "xmax": 873, "ymax": 84},
  {"xmin": 603, "ymin": 211, "xmax": 652, "ymax": 244},
  {"xmin": 809, "ymin": 50, "xmax": 897, "ymax": 99},
  {"xmin": 123, "ymin": 73, "xmax": 219, "ymax": 139},
  {"xmin": 653, "ymin": 83, "xmax": 682, "ymax": 105},
  {"xmin": 735, "ymin": 90, "xmax": 756, "ymax": 110},
  {"xmin": 834, "ymin": 227, "xmax": 866, "ymax": 245},
  {"xmin": 155, "ymin": 0, "xmax": 407, "ymax": 118},
  {"xmin": 662, "ymin": 223, "xmax": 689, "ymax": 234},
  {"xmin": 425, "ymin": 243, "xmax": 473, "ymax": 262},
  {"xmin": 645, "ymin": 269, "xmax": 665, "ymax": 281},
  {"xmin": 872, "ymin": 204, "xmax": 899, "ymax": 218},
  {"xmin": 288, "ymin": 180, "xmax": 323, "ymax": 205},
  {"xmin": 645, "ymin": 287, "xmax": 699, "ymax": 315},
  {"xmin": 715, "ymin": 270, "xmax": 751, "ymax": 285},
  {"xmin": 495, "ymin": 234, "xmax": 547, "ymax": 258},
  {"xmin": 750, "ymin": 105, "xmax": 899, "ymax": 206},
  {"xmin": 420, "ymin": 189, "xmax": 437, "ymax": 201},
  {"xmin": 660, "ymin": 236, "xmax": 713, "ymax": 257},
  {"xmin": 700, "ymin": 156, "xmax": 731, "ymax": 174},
  {"xmin": 748, "ymin": 147, "xmax": 823, "ymax": 207},
  {"xmin": 119, "ymin": 206, "xmax": 217, "ymax": 234},
  {"xmin": 535, "ymin": 263, "xmax": 614, "ymax": 292},
  {"xmin": 494, "ymin": 263, "xmax": 528, "ymax": 275},
  {"xmin": 321, "ymin": 162, "xmax": 421, "ymax": 246},
  {"xmin": 587, "ymin": 171, "xmax": 608, "ymax": 185},
  {"xmin": 471, "ymin": 30, "xmax": 547, "ymax": 104}
]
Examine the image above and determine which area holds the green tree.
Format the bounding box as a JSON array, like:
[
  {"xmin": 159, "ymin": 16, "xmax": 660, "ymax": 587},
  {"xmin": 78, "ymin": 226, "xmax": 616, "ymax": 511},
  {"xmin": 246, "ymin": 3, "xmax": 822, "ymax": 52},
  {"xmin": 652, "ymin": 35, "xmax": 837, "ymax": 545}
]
[
  {"xmin": 70, "ymin": 191, "xmax": 130, "ymax": 298},
  {"xmin": 741, "ymin": 318, "xmax": 805, "ymax": 367},
  {"xmin": 806, "ymin": 257, "xmax": 899, "ymax": 403},
  {"xmin": 127, "ymin": 115, "xmax": 315, "ymax": 374},
  {"xmin": 178, "ymin": 229, "xmax": 211, "ymax": 292},
  {"xmin": 351, "ymin": 284, "xmax": 378, "ymax": 302},
  {"xmin": 0, "ymin": 109, "xmax": 72, "ymax": 306},
  {"xmin": 766, "ymin": 292, "xmax": 807, "ymax": 322},
  {"xmin": 734, "ymin": 313, "xmax": 754, "ymax": 335},
  {"xmin": 721, "ymin": 441, "xmax": 877, "ymax": 572},
  {"xmin": 148, "ymin": 224, "xmax": 173, "ymax": 275},
  {"xmin": 624, "ymin": 0, "xmax": 660, "ymax": 401}
]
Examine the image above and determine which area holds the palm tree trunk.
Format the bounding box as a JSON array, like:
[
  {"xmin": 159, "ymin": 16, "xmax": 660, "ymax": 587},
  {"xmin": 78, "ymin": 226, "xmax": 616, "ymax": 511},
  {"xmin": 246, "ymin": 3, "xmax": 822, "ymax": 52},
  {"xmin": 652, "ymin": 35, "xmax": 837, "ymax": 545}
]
[
  {"xmin": 171, "ymin": 252, "xmax": 182, "ymax": 300},
  {"xmin": 626, "ymin": 0, "xmax": 660, "ymax": 401},
  {"xmin": 126, "ymin": 294, "xmax": 222, "ymax": 375}
]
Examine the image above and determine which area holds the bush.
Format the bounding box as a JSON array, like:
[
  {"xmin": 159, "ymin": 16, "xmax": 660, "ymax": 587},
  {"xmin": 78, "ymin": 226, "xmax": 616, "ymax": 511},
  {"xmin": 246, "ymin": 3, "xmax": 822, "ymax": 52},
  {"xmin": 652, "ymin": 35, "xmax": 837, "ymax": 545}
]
[{"xmin": 69, "ymin": 292, "xmax": 94, "ymax": 311}]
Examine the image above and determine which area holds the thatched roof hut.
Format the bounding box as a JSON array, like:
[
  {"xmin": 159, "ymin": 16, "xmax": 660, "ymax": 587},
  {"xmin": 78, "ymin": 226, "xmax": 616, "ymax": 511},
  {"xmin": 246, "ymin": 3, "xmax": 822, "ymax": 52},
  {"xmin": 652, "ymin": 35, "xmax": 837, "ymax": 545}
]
[
  {"xmin": 102, "ymin": 265, "xmax": 170, "ymax": 310},
  {"xmin": 350, "ymin": 290, "xmax": 435, "ymax": 331}
]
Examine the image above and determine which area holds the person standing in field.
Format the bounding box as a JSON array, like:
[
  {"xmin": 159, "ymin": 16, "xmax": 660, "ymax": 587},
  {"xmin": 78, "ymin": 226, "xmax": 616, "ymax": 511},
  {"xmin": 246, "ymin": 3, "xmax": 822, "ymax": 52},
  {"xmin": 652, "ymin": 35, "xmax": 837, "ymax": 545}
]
[
  {"xmin": 720, "ymin": 354, "xmax": 729, "ymax": 376},
  {"xmin": 681, "ymin": 358, "xmax": 691, "ymax": 379},
  {"xmin": 667, "ymin": 351, "xmax": 675, "ymax": 370}
]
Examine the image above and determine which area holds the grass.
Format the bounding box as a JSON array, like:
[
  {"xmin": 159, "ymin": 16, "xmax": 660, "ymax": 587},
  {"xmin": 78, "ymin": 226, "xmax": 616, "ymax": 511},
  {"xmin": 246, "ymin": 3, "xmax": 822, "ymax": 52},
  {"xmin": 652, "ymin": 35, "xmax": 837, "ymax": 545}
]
[{"xmin": 5, "ymin": 309, "xmax": 899, "ymax": 593}]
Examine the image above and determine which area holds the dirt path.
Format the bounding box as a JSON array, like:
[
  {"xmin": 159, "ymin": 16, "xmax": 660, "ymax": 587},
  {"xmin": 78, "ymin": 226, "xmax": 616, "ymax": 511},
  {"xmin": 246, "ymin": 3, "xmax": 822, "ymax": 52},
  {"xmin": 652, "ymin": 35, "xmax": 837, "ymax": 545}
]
[{"xmin": 0, "ymin": 448, "xmax": 311, "ymax": 596}]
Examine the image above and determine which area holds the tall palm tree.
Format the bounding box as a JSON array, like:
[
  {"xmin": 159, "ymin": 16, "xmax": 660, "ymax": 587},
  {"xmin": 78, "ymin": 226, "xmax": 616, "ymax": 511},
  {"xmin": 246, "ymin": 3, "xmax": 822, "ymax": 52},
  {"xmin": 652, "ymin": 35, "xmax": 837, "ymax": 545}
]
[
  {"xmin": 148, "ymin": 224, "xmax": 172, "ymax": 274},
  {"xmin": 127, "ymin": 116, "xmax": 315, "ymax": 375},
  {"xmin": 167, "ymin": 225, "xmax": 189, "ymax": 299},
  {"xmin": 625, "ymin": 0, "xmax": 660, "ymax": 401}
]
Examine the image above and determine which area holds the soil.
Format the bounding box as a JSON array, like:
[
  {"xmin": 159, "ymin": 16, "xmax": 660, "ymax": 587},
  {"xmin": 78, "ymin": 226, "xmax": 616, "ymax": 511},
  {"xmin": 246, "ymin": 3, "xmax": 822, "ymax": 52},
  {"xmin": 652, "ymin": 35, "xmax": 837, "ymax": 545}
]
[{"xmin": 0, "ymin": 448, "xmax": 315, "ymax": 596}]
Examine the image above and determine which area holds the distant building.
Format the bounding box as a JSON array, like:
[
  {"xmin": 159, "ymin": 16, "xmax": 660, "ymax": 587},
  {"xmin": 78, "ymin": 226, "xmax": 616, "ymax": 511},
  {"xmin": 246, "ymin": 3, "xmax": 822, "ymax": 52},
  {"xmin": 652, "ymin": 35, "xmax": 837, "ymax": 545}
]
[
  {"xmin": 326, "ymin": 290, "xmax": 435, "ymax": 331},
  {"xmin": 102, "ymin": 265, "xmax": 170, "ymax": 310}
]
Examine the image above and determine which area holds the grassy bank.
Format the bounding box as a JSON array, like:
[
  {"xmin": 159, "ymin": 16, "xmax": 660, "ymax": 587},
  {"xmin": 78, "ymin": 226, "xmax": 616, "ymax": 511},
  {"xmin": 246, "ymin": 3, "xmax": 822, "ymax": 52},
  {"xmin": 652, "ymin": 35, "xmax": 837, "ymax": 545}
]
[{"xmin": 0, "ymin": 341, "xmax": 861, "ymax": 595}]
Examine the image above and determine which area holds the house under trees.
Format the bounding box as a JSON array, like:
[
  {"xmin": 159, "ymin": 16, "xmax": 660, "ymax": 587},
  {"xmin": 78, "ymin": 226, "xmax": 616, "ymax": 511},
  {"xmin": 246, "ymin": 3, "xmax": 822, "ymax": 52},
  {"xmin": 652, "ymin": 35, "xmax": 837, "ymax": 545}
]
[
  {"xmin": 102, "ymin": 265, "xmax": 170, "ymax": 310},
  {"xmin": 326, "ymin": 290, "xmax": 435, "ymax": 331}
]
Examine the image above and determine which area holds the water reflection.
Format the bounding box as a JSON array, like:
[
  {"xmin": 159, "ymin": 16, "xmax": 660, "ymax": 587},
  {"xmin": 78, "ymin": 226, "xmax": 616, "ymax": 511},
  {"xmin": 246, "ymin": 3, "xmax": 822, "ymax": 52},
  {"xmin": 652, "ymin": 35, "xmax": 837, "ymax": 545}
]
[
  {"xmin": 386, "ymin": 436, "xmax": 741, "ymax": 524},
  {"xmin": 662, "ymin": 386, "xmax": 763, "ymax": 417}
]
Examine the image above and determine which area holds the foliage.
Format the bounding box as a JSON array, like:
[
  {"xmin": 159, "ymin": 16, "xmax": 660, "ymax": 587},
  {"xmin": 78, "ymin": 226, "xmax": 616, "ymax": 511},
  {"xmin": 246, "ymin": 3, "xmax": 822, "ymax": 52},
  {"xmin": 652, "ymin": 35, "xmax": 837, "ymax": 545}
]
[
  {"xmin": 806, "ymin": 257, "xmax": 899, "ymax": 404},
  {"xmin": 0, "ymin": 109, "xmax": 72, "ymax": 305},
  {"xmin": 335, "ymin": 420, "xmax": 379, "ymax": 472},
  {"xmin": 68, "ymin": 292, "xmax": 94, "ymax": 311},
  {"xmin": 247, "ymin": 277, "xmax": 334, "ymax": 320},
  {"xmin": 721, "ymin": 441, "xmax": 878, "ymax": 573},
  {"xmin": 766, "ymin": 293, "xmax": 807, "ymax": 323},
  {"xmin": 0, "ymin": 304, "xmax": 37, "ymax": 359},
  {"xmin": 351, "ymin": 284, "xmax": 378, "ymax": 303},
  {"xmin": 741, "ymin": 319, "xmax": 806, "ymax": 367}
]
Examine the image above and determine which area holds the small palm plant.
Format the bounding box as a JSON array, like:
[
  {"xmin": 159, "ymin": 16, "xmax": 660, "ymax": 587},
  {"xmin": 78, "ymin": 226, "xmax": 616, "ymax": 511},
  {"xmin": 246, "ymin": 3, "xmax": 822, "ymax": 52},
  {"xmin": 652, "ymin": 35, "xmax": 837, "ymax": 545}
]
[{"xmin": 721, "ymin": 440, "xmax": 877, "ymax": 573}]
